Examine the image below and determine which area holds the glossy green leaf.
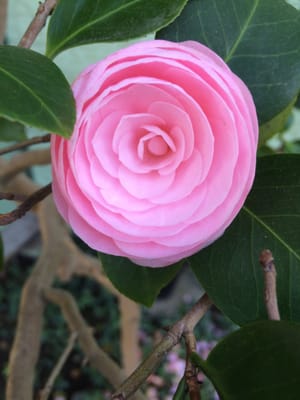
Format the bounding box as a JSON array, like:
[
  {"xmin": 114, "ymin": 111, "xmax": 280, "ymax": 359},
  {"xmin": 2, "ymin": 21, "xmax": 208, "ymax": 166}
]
[
  {"xmin": 190, "ymin": 155, "xmax": 300, "ymax": 325},
  {"xmin": 0, "ymin": 46, "xmax": 75, "ymax": 137},
  {"xmin": 99, "ymin": 253, "xmax": 183, "ymax": 306},
  {"xmin": 157, "ymin": 0, "xmax": 300, "ymax": 125},
  {"xmin": 296, "ymin": 93, "xmax": 300, "ymax": 108},
  {"xmin": 259, "ymin": 97, "xmax": 296, "ymax": 146},
  {"xmin": 46, "ymin": 0, "xmax": 188, "ymax": 58},
  {"xmin": 173, "ymin": 377, "xmax": 188, "ymax": 399},
  {"xmin": 191, "ymin": 320, "xmax": 300, "ymax": 399},
  {"xmin": 0, "ymin": 118, "xmax": 26, "ymax": 142}
]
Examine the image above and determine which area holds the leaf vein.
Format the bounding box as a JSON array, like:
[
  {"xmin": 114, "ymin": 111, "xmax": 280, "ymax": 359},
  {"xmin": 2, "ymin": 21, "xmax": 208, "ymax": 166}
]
[{"xmin": 224, "ymin": 0, "xmax": 259, "ymax": 62}]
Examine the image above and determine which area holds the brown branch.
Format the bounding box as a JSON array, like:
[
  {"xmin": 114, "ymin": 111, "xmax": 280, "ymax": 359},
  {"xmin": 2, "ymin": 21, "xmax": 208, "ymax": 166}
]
[
  {"xmin": 0, "ymin": 133, "xmax": 51, "ymax": 156},
  {"xmin": 0, "ymin": 0, "xmax": 8, "ymax": 44},
  {"xmin": 43, "ymin": 288, "xmax": 126, "ymax": 389},
  {"xmin": 184, "ymin": 332, "xmax": 200, "ymax": 400},
  {"xmin": 0, "ymin": 148, "xmax": 51, "ymax": 184},
  {"xmin": 119, "ymin": 295, "xmax": 141, "ymax": 375},
  {"xmin": 39, "ymin": 332, "xmax": 78, "ymax": 400},
  {"xmin": 55, "ymin": 244, "xmax": 120, "ymax": 297},
  {"xmin": 0, "ymin": 191, "xmax": 26, "ymax": 202},
  {"xmin": 259, "ymin": 249, "xmax": 280, "ymax": 320},
  {"xmin": 0, "ymin": 182, "xmax": 52, "ymax": 225},
  {"xmin": 112, "ymin": 293, "xmax": 213, "ymax": 399},
  {"xmin": 18, "ymin": 0, "xmax": 57, "ymax": 48},
  {"xmin": 43, "ymin": 289, "xmax": 147, "ymax": 400},
  {"xmin": 6, "ymin": 195, "xmax": 70, "ymax": 400}
]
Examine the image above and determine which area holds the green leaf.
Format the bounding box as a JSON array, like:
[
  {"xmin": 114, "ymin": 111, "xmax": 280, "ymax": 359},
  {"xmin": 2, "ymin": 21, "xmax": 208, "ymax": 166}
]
[
  {"xmin": 99, "ymin": 253, "xmax": 183, "ymax": 306},
  {"xmin": 258, "ymin": 97, "xmax": 297, "ymax": 146},
  {"xmin": 157, "ymin": 0, "xmax": 300, "ymax": 125},
  {"xmin": 192, "ymin": 320, "xmax": 300, "ymax": 399},
  {"xmin": 190, "ymin": 154, "xmax": 300, "ymax": 325},
  {"xmin": 0, "ymin": 118, "xmax": 26, "ymax": 142},
  {"xmin": 295, "ymin": 92, "xmax": 300, "ymax": 108},
  {"xmin": 46, "ymin": 0, "xmax": 188, "ymax": 58},
  {"xmin": 173, "ymin": 377, "xmax": 188, "ymax": 400},
  {"xmin": 0, "ymin": 46, "xmax": 75, "ymax": 137}
]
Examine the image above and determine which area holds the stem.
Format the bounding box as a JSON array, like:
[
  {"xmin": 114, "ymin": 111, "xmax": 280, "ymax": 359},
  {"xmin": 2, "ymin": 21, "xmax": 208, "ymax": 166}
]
[
  {"xmin": 112, "ymin": 294, "xmax": 213, "ymax": 399},
  {"xmin": 0, "ymin": 0, "xmax": 8, "ymax": 44},
  {"xmin": 0, "ymin": 133, "xmax": 51, "ymax": 156},
  {"xmin": 259, "ymin": 249, "xmax": 280, "ymax": 320},
  {"xmin": 119, "ymin": 295, "xmax": 141, "ymax": 375},
  {"xmin": 43, "ymin": 288, "xmax": 147, "ymax": 400},
  {"xmin": 184, "ymin": 332, "xmax": 200, "ymax": 400},
  {"xmin": 0, "ymin": 192, "xmax": 26, "ymax": 201},
  {"xmin": 0, "ymin": 149, "xmax": 51, "ymax": 184},
  {"xmin": 0, "ymin": 182, "xmax": 52, "ymax": 225},
  {"xmin": 39, "ymin": 332, "xmax": 78, "ymax": 400},
  {"xmin": 18, "ymin": 0, "xmax": 57, "ymax": 48},
  {"xmin": 6, "ymin": 196, "xmax": 69, "ymax": 400}
]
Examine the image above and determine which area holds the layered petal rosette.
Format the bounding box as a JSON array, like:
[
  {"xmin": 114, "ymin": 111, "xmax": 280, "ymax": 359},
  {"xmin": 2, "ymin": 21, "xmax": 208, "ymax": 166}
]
[{"xmin": 51, "ymin": 40, "xmax": 258, "ymax": 267}]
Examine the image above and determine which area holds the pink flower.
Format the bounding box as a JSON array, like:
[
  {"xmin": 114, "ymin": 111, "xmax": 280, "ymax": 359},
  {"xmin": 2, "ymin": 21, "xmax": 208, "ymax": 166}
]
[{"xmin": 51, "ymin": 40, "xmax": 258, "ymax": 267}]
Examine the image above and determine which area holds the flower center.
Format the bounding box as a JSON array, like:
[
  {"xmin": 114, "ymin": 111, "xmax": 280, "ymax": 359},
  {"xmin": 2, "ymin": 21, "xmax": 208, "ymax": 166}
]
[
  {"xmin": 137, "ymin": 125, "xmax": 176, "ymax": 161},
  {"xmin": 147, "ymin": 136, "xmax": 169, "ymax": 156}
]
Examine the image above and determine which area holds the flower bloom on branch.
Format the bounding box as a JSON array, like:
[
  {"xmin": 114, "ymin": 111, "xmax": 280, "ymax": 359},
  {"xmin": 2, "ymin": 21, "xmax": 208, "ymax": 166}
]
[{"xmin": 51, "ymin": 40, "xmax": 258, "ymax": 267}]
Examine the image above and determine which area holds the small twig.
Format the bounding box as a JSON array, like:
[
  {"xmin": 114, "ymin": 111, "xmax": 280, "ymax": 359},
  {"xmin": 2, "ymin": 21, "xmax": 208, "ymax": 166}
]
[
  {"xmin": 119, "ymin": 295, "xmax": 141, "ymax": 375},
  {"xmin": 184, "ymin": 332, "xmax": 200, "ymax": 400},
  {"xmin": 0, "ymin": 0, "xmax": 8, "ymax": 44},
  {"xmin": 18, "ymin": 0, "xmax": 57, "ymax": 48},
  {"xmin": 0, "ymin": 191, "xmax": 26, "ymax": 202},
  {"xmin": 39, "ymin": 332, "xmax": 78, "ymax": 400},
  {"xmin": 112, "ymin": 294, "xmax": 213, "ymax": 399},
  {"xmin": 0, "ymin": 182, "xmax": 52, "ymax": 225},
  {"xmin": 0, "ymin": 133, "xmax": 51, "ymax": 156},
  {"xmin": 43, "ymin": 288, "xmax": 147, "ymax": 400},
  {"xmin": 259, "ymin": 249, "xmax": 280, "ymax": 320}
]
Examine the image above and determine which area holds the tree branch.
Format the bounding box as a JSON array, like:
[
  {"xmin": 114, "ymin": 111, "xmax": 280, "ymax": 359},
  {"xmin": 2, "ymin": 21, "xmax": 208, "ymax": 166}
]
[
  {"xmin": 0, "ymin": 191, "xmax": 26, "ymax": 202},
  {"xmin": 43, "ymin": 288, "xmax": 147, "ymax": 400},
  {"xmin": 184, "ymin": 332, "xmax": 200, "ymax": 400},
  {"xmin": 6, "ymin": 195, "xmax": 70, "ymax": 400},
  {"xmin": 119, "ymin": 295, "xmax": 141, "ymax": 375},
  {"xmin": 39, "ymin": 332, "xmax": 78, "ymax": 400},
  {"xmin": 0, "ymin": 148, "xmax": 51, "ymax": 184},
  {"xmin": 0, "ymin": 134, "xmax": 51, "ymax": 156},
  {"xmin": 18, "ymin": 0, "xmax": 57, "ymax": 48},
  {"xmin": 0, "ymin": 0, "xmax": 8, "ymax": 44},
  {"xmin": 43, "ymin": 288, "xmax": 126, "ymax": 388},
  {"xmin": 112, "ymin": 293, "xmax": 213, "ymax": 399},
  {"xmin": 0, "ymin": 182, "xmax": 52, "ymax": 225},
  {"xmin": 259, "ymin": 249, "xmax": 280, "ymax": 320}
]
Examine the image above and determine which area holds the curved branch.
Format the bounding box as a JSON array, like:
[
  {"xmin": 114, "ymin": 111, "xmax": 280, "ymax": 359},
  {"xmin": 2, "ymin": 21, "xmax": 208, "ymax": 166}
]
[
  {"xmin": 112, "ymin": 294, "xmax": 213, "ymax": 399},
  {"xmin": 0, "ymin": 148, "xmax": 51, "ymax": 183},
  {"xmin": 0, "ymin": 134, "xmax": 50, "ymax": 156},
  {"xmin": 0, "ymin": 0, "xmax": 8, "ymax": 44},
  {"xmin": 43, "ymin": 288, "xmax": 147, "ymax": 400},
  {"xmin": 18, "ymin": 0, "xmax": 57, "ymax": 48},
  {"xmin": 6, "ymin": 195, "xmax": 70, "ymax": 400},
  {"xmin": 39, "ymin": 332, "xmax": 78, "ymax": 400},
  {"xmin": 43, "ymin": 288, "xmax": 126, "ymax": 388},
  {"xmin": 0, "ymin": 182, "xmax": 52, "ymax": 225}
]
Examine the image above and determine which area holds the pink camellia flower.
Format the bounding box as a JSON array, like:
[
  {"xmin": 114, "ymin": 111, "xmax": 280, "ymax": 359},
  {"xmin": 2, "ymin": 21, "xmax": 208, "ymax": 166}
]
[{"xmin": 51, "ymin": 40, "xmax": 258, "ymax": 267}]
